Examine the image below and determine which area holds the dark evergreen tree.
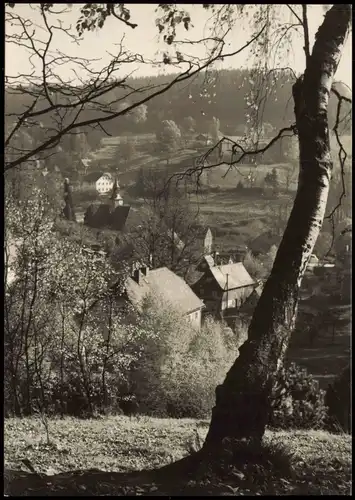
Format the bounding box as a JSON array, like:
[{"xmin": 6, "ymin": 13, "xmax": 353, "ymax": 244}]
[{"xmin": 63, "ymin": 178, "xmax": 76, "ymax": 222}]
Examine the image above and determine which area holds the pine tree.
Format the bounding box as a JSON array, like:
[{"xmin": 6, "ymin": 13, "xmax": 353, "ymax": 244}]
[{"xmin": 63, "ymin": 178, "xmax": 76, "ymax": 222}]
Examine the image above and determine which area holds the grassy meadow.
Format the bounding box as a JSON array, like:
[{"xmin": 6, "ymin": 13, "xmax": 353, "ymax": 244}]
[{"xmin": 4, "ymin": 416, "xmax": 352, "ymax": 496}]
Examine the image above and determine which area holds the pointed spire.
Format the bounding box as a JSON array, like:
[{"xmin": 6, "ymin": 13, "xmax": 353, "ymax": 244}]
[{"xmin": 111, "ymin": 177, "xmax": 119, "ymax": 201}]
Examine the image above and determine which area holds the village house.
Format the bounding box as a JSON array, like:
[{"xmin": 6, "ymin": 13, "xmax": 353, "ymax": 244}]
[
  {"xmin": 75, "ymin": 263, "xmax": 205, "ymax": 337},
  {"xmin": 249, "ymin": 231, "xmax": 280, "ymax": 257},
  {"xmin": 83, "ymin": 172, "xmax": 114, "ymax": 194},
  {"xmin": 124, "ymin": 266, "xmax": 205, "ymax": 329},
  {"xmin": 192, "ymin": 260, "xmax": 256, "ymax": 318},
  {"xmin": 195, "ymin": 133, "xmax": 213, "ymax": 145},
  {"xmin": 227, "ymin": 281, "xmax": 264, "ymax": 329}
]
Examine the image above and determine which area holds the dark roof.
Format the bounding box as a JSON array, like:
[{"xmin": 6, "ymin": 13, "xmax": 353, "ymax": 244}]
[
  {"xmin": 84, "ymin": 203, "xmax": 130, "ymax": 231},
  {"xmin": 111, "ymin": 205, "xmax": 131, "ymax": 231},
  {"xmin": 195, "ymin": 133, "xmax": 213, "ymax": 142},
  {"xmin": 196, "ymin": 254, "xmax": 215, "ymax": 273},
  {"xmin": 210, "ymin": 262, "xmax": 255, "ymax": 290},
  {"xmin": 249, "ymin": 231, "xmax": 280, "ymax": 254},
  {"xmin": 204, "ymin": 255, "xmax": 215, "ymax": 267},
  {"xmin": 239, "ymin": 284, "xmax": 263, "ymax": 313},
  {"xmin": 126, "ymin": 267, "xmax": 204, "ymax": 315}
]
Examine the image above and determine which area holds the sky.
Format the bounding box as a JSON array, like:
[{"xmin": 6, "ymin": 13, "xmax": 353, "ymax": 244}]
[{"xmin": 5, "ymin": 4, "xmax": 352, "ymax": 86}]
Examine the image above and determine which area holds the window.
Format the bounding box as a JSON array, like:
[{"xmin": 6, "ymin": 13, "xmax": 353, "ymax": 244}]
[{"xmin": 195, "ymin": 311, "xmax": 199, "ymax": 319}]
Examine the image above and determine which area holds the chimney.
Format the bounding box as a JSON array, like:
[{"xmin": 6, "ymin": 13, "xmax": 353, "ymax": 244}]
[
  {"xmin": 132, "ymin": 263, "xmax": 149, "ymax": 284},
  {"xmin": 133, "ymin": 268, "xmax": 141, "ymax": 284},
  {"xmin": 141, "ymin": 266, "xmax": 149, "ymax": 277}
]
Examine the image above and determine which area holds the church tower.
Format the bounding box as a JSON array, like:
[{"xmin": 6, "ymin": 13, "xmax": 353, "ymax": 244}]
[{"xmin": 110, "ymin": 178, "xmax": 123, "ymax": 210}]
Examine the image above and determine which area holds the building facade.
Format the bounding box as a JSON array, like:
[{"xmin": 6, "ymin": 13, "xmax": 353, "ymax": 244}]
[
  {"xmin": 192, "ymin": 262, "xmax": 255, "ymax": 318},
  {"xmin": 83, "ymin": 172, "xmax": 114, "ymax": 194}
]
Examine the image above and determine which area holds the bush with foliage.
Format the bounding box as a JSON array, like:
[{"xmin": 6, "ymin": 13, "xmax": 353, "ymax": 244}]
[
  {"xmin": 325, "ymin": 365, "xmax": 351, "ymax": 434},
  {"xmin": 269, "ymin": 362, "xmax": 327, "ymax": 430},
  {"xmin": 243, "ymin": 250, "xmax": 267, "ymax": 280},
  {"xmin": 5, "ymin": 190, "xmax": 134, "ymax": 418},
  {"xmin": 129, "ymin": 297, "xmax": 238, "ymax": 418}
]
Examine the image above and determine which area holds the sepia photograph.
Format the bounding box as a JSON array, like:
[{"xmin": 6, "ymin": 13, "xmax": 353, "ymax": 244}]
[{"xmin": 4, "ymin": 3, "xmax": 352, "ymax": 496}]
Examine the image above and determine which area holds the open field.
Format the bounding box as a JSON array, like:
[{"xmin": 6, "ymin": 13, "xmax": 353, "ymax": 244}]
[
  {"xmin": 87, "ymin": 133, "xmax": 351, "ymax": 194},
  {"xmin": 205, "ymin": 162, "xmax": 298, "ymax": 190},
  {"xmin": 4, "ymin": 417, "xmax": 352, "ymax": 496},
  {"xmin": 187, "ymin": 189, "xmax": 293, "ymax": 251}
]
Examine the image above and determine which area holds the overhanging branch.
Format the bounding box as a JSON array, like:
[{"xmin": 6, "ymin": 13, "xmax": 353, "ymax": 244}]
[
  {"xmin": 325, "ymin": 80, "xmax": 352, "ymax": 257},
  {"xmin": 5, "ymin": 19, "xmax": 267, "ymax": 171},
  {"xmin": 170, "ymin": 125, "xmax": 297, "ymax": 188}
]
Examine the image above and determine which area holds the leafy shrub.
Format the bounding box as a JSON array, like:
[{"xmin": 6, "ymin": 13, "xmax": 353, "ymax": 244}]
[
  {"xmin": 130, "ymin": 297, "xmax": 237, "ymax": 418},
  {"xmin": 269, "ymin": 363, "xmax": 327, "ymax": 430},
  {"xmin": 325, "ymin": 365, "xmax": 351, "ymax": 433},
  {"xmin": 243, "ymin": 250, "xmax": 267, "ymax": 280}
]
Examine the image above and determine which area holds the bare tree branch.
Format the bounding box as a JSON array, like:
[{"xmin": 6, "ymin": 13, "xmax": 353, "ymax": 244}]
[
  {"xmin": 170, "ymin": 125, "xmax": 297, "ymax": 190},
  {"xmin": 5, "ymin": 7, "xmax": 267, "ymax": 171},
  {"xmin": 324, "ymin": 81, "xmax": 352, "ymax": 256},
  {"xmin": 285, "ymin": 4, "xmax": 303, "ymax": 25}
]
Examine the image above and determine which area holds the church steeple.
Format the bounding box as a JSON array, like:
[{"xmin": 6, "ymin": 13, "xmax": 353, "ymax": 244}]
[{"xmin": 110, "ymin": 177, "xmax": 123, "ymax": 209}]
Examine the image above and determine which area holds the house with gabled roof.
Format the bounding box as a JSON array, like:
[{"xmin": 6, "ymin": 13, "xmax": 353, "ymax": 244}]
[
  {"xmin": 83, "ymin": 172, "xmax": 114, "ymax": 194},
  {"xmin": 192, "ymin": 261, "xmax": 256, "ymax": 318},
  {"xmin": 249, "ymin": 231, "xmax": 280, "ymax": 257},
  {"xmin": 125, "ymin": 266, "xmax": 204, "ymax": 329}
]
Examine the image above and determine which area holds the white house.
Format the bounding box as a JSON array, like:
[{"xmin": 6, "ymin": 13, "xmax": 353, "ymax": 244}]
[{"xmin": 83, "ymin": 172, "xmax": 114, "ymax": 194}]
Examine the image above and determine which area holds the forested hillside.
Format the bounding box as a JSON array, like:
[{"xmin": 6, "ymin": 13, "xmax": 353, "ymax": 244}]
[{"xmin": 5, "ymin": 69, "xmax": 351, "ymax": 153}]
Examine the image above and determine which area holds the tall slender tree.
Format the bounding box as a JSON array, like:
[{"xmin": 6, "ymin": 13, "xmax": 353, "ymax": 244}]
[
  {"xmin": 63, "ymin": 178, "xmax": 76, "ymax": 222},
  {"xmin": 201, "ymin": 4, "xmax": 352, "ymax": 450}
]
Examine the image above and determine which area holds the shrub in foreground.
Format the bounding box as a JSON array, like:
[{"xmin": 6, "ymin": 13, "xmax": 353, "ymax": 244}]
[
  {"xmin": 325, "ymin": 365, "xmax": 351, "ymax": 434},
  {"xmin": 130, "ymin": 297, "xmax": 238, "ymax": 418},
  {"xmin": 269, "ymin": 362, "xmax": 327, "ymax": 430}
]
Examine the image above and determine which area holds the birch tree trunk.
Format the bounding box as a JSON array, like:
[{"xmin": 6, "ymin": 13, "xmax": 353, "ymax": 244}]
[{"xmin": 204, "ymin": 4, "xmax": 351, "ymax": 450}]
